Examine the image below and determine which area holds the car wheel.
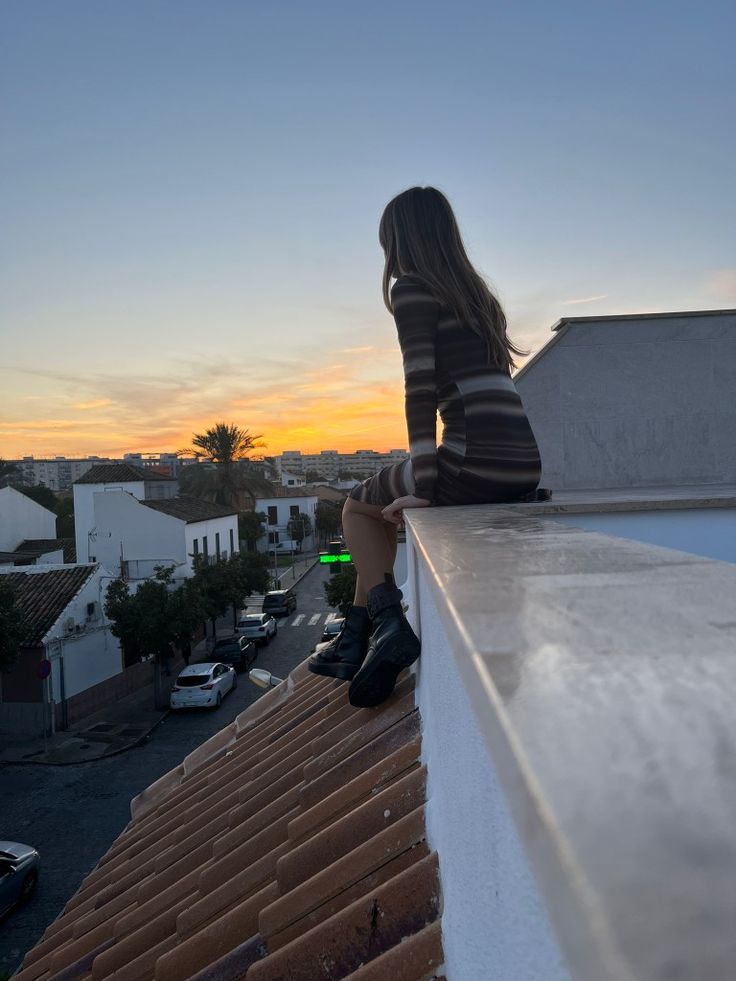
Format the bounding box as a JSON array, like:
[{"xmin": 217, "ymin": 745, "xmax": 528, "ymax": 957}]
[
  {"xmin": 264, "ymin": 634, "xmax": 270, "ymax": 646},
  {"xmin": 215, "ymin": 692, "xmax": 222, "ymax": 709},
  {"xmin": 20, "ymin": 871, "xmax": 38, "ymax": 904},
  {"xmin": 232, "ymin": 674, "xmax": 238, "ymax": 691}
]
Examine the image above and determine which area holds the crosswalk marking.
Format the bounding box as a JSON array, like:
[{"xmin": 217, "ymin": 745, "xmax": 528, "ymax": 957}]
[
  {"xmin": 291, "ymin": 614, "xmax": 306, "ymax": 627},
  {"xmin": 308, "ymin": 613, "xmax": 321, "ymax": 625}
]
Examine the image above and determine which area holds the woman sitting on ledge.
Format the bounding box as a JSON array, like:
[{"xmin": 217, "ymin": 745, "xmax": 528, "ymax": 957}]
[{"xmin": 309, "ymin": 185, "xmax": 547, "ymax": 706}]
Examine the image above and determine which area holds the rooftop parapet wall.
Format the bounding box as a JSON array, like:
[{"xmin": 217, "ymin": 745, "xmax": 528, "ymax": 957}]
[
  {"xmin": 514, "ymin": 309, "xmax": 736, "ymax": 490},
  {"xmin": 405, "ymin": 499, "xmax": 736, "ymax": 981}
]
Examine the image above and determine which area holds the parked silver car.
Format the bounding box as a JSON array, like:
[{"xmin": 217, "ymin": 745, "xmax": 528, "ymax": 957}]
[{"xmin": 0, "ymin": 841, "xmax": 40, "ymax": 918}]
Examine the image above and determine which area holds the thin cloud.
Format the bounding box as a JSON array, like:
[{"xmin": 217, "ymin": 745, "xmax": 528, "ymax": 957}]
[
  {"xmin": 73, "ymin": 399, "xmax": 113, "ymax": 410},
  {"xmin": 561, "ymin": 294, "xmax": 609, "ymax": 305}
]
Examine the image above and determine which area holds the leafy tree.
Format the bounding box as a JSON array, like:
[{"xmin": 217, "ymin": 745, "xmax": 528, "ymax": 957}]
[
  {"xmin": 0, "ymin": 458, "xmax": 22, "ymax": 488},
  {"xmin": 287, "ymin": 511, "xmax": 313, "ymax": 545},
  {"xmin": 104, "ymin": 579, "xmax": 144, "ymax": 668},
  {"xmin": 0, "ymin": 579, "xmax": 24, "ymax": 673},
  {"xmin": 179, "ymin": 460, "xmax": 275, "ymax": 511},
  {"xmin": 315, "ymin": 501, "xmax": 342, "ymax": 545},
  {"xmin": 323, "ymin": 567, "xmax": 357, "ymax": 617},
  {"xmin": 17, "ymin": 484, "xmax": 57, "ymax": 512},
  {"xmin": 56, "ymin": 496, "xmax": 75, "ymax": 538},
  {"xmin": 305, "ymin": 470, "xmax": 327, "ymax": 483},
  {"xmin": 167, "ymin": 578, "xmax": 204, "ymax": 665},
  {"xmin": 238, "ymin": 510, "xmax": 266, "ymax": 551},
  {"xmin": 193, "ymin": 554, "xmax": 238, "ymax": 637}
]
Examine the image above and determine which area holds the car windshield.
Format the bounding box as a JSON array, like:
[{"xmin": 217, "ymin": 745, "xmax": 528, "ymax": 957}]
[
  {"xmin": 177, "ymin": 675, "xmax": 209, "ymax": 687},
  {"xmin": 216, "ymin": 645, "xmax": 240, "ymax": 655},
  {"xmin": 239, "ymin": 616, "xmax": 262, "ymax": 624}
]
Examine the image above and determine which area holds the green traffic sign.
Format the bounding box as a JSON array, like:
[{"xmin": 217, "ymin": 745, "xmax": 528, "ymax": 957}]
[{"xmin": 319, "ymin": 553, "xmax": 353, "ymax": 564}]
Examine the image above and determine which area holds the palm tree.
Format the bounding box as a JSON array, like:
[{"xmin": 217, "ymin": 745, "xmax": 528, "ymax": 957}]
[{"xmin": 179, "ymin": 423, "xmax": 275, "ymax": 509}]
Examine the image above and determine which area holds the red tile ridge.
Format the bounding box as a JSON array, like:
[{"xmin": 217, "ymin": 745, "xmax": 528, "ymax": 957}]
[
  {"xmin": 246, "ymin": 851, "xmax": 441, "ymax": 981},
  {"xmin": 290, "ymin": 735, "xmax": 421, "ymax": 845},
  {"xmin": 198, "ymin": 808, "xmax": 299, "ymax": 897},
  {"xmin": 342, "ymin": 919, "xmax": 445, "ymax": 981},
  {"xmin": 300, "ymin": 710, "xmax": 421, "ymax": 813},
  {"xmin": 277, "ymin": 766, "xmax": 428, "ymax": 895},
  {"xmin": 155, "ymin": 882, "xmax": 278, "ymax": 981},
  {"xmin": 261, "ymin": 804, "xmax": 428, "ymax": 944},
  {"xmin": 178, "ymin": 840, "xmax": 291, "ymax": 941},
  {"xmin": 268, "ymin": 842, "xmax": 431, "ymax": 953}
]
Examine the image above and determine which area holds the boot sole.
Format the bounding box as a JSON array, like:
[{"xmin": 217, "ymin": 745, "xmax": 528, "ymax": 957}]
[
  {"xmin": 308, "ymin": 657, "xmax": 362, "ymax": 681},
  {"xmin": 348, "ymin": 636, "xmax": 420, "ymax": 708}
]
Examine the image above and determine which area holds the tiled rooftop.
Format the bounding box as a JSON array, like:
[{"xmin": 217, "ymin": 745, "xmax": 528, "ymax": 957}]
[
  {"xmin": 0, "ymin": 565, "xmax": 96, "ymax": 646},
  {"xmin": 256, "ymin": 487, "xmax": 321, "ymax": 499},
  {"xmin": 141, "ymin": 496, "xmax": 239, "ymax": 523},
  {"xmin": 75, "ymin": 464, "xmax": 176, "ymax": 484},
  {"xmin": 16, "ymin": 661, "xmax": 444, "ymax": 981},
  {"xmin": 16, "ymin": 538, "xmax": 77, "ymax": 563}
]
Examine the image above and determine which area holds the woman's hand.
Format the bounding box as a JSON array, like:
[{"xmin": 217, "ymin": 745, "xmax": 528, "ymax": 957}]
[{"xmin": 381, "ymin": 494, "xmax": 432, "ymax": 525}]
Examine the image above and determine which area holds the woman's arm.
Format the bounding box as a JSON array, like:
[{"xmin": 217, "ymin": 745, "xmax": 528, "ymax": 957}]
[{"xmin": 391, "ymin": 276, "xmax": 441, "ymax": 504}]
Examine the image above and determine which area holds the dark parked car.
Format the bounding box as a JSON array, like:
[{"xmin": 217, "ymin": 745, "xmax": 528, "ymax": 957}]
[
  {"xmin": 0, "ymin": 841, "xmax": 40, "ymax": 918},
  {"xmin": 211, "ymin": 635, "xmax": 257, "ymax": 673},
  {"xmin": 320, "ymin": 616, "xmax": 345, "ymax": 644},
  {"xmin": 262, "ymin": 589, "xmax": 297, "ymax": 617}
]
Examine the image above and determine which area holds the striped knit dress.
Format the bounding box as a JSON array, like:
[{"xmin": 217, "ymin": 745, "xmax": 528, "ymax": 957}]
[{"xmin": 348, "ymin": 274, "xmax": 543, "ymax": 508}]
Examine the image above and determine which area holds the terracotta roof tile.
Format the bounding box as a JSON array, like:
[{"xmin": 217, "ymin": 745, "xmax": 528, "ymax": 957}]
[
  {"xmin": 141, "ymin": 496, "xmax": 238, "ymax": 522},
  {"xmin": 15, "ymin": 538, "xmax": 76, "ymax": 563},
  {"xmin": 2, "ymin": 565, "xmax": 96, "ymax": 646},
  {"xmin": 74, "ymin": 463, "xmax": 175, "ymax": 484},
  {"xmin": 17, "ymin": 660, "xmax": 443, "ymax": 980}
]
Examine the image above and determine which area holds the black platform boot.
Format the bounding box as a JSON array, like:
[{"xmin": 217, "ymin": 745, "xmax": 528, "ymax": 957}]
[
  {"xmin": 307, "ymin": 604, "xmax": 372, "ymax": 681},
  {"xmin": 348, "ymin": 574, "xmax": 421, "ymax": 708}
]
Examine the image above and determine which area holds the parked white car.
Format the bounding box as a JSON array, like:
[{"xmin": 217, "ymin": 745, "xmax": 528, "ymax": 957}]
[
  {"xmin": 267, "ymin": 540, "xmax": 301, "ymax": 555},
  {"xmin": 170, "ymin": 663, "xmax": 237, "ymax": 711},
  {"xmin": 236, "ymin": 612, "xmax": 278, "ymax": 645}
]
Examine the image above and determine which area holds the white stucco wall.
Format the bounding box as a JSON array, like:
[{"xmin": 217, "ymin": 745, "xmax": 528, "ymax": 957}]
[
  {"xmin": 514, "ymin": 312, "xmax": 736, "ymax": 490},
  {"xmin": 0, "ymin": 486, "xmax": 57, "ymax": 550},
  {"xmin": 404, "ymin": 535, "xmax": 571, "ymax": 981},
  {"xmin": 254, "ymin": 495, "xmax": 319, "ymax": 551},
  {"xmin": 74, "ymin": 480, "xmax": 145, "ymax": 563},
  {"xmin": 184, "ymin": 515, "xmax": 239, "ymax": 571},
  {"xmin": 91, "ymin": 491, "xmax": 186, "ymax": 578},
  {"xmin": 546, "ymin": 508, "xmax": 736, "ymax": 564},
  {"xmin": 44, "ymin": 569, "xmax": 122, "ymax": 699}
]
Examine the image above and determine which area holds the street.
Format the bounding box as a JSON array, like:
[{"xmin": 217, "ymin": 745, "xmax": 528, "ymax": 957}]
[{"xmin": 0, "ymin": 563, "xmax": 337, "ymax": 976}]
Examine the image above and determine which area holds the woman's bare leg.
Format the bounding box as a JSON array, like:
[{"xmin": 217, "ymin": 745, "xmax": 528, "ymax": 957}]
[{"xmin": 342, "ymin": 497, "xmax": 397, "ymax": 607}]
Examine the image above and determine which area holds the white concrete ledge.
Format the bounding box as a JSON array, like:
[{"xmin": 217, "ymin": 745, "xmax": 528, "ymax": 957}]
[{"xmin": 406, "ymin": 504, "xmax": 736, "ymax": 981}]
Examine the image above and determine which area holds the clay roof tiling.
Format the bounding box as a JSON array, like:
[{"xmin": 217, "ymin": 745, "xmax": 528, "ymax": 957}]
[
  {"xmin": 2, "ymin": 565, "xmax": 96, "ymax": 646},
  {"xmin": 141, "ymin": 497, "xmax": 238, "ymax": 523},
  {"xmin": 15, "ymin": 539, "xmax": 76, "ymax": 564},
  {"xmin": 75, "ymin": 464, "xmax": 176, "ymax": 484},
  {"xmin": 15, "ymin": 661, "xmax": 445, "ymax": 981}
]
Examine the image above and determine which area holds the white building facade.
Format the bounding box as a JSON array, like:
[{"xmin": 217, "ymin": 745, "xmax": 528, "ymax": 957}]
[
  {"xmin": 73, "ymin": 463, "xmax": 177, "ymax": 564},
  {"xmin": 253, "ymin": 491, "xmax": 319, "ymax": 552},
  {"xmin": 0, "ymin": 486, "xmax": 57, "ymax": 550},
  {"xmin": 90, "ymin": 491, "xmax": 239, "ymax": 581}
]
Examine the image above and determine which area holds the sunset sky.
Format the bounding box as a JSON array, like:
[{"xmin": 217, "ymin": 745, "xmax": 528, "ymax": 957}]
[{"xmin": 2, "ymin": 0, "xmax": 734, "ymax": 459}]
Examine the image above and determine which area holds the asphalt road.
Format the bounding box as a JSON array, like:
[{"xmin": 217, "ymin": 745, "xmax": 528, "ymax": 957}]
[{"xmin": 0, "ymin": 563, "xmax": 337, "ymax": 976}]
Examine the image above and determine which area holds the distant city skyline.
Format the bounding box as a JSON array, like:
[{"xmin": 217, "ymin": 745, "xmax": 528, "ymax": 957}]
[{"xmin": 2, "ymin": 1, "xmax": 734, "ymax": 458}]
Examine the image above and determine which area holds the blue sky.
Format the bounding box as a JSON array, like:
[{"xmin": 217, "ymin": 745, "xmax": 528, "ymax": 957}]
[{"xmin": 1, "ymin": 0, "xmax": 734, "ymax": 457}]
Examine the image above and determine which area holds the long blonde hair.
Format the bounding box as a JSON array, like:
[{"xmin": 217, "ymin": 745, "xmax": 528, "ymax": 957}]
[{"xmin": 379, "ymin": 186, "xmax": 526, "ymax": 372}]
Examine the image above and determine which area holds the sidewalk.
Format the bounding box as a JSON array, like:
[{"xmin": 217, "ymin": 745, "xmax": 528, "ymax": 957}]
[{"xmin": 0, "ymin": 666, "xmax": 180, "ymax": 766}]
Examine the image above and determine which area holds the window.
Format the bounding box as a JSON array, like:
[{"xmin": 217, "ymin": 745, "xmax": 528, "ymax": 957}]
[
  {"xmin": 193, "ymin": 538, "xmax": 199, "ymax": 557},
  {"xmin": 215, "ymin": 532, "xmax": 221, "ymax": 559},
  {"xmin": 202, "ymin": 536, "xmax": 208, "ymax": 559},
  {"xmin": 229, "ymin": 528, "xmax": 235, "ymax": 554},
  {"xmin": 267, "ymin": 505, "xmax": 278, "ymax": 525},
  {"xmin": 289, "ymin": 505, "xmax": 299, "ymax": 517}
]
